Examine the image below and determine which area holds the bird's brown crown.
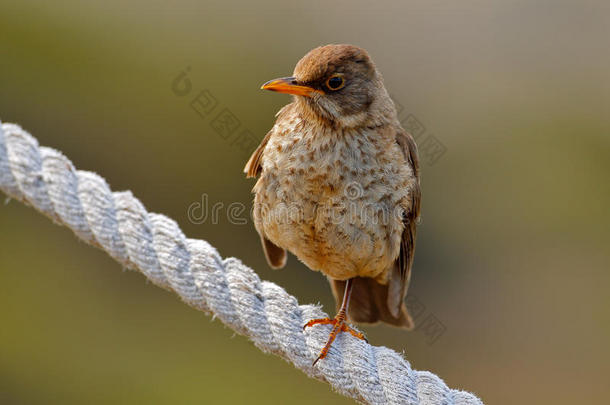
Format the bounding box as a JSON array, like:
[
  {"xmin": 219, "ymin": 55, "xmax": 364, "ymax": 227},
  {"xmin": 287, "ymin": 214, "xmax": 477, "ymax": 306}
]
[{"xmin": 293, "ymin": 44, "xmax": 375, "ymax": 84}]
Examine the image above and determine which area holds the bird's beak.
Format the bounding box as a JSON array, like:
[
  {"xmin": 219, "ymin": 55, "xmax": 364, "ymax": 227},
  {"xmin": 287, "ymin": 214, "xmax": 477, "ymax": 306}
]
[{"xmin": 261, "ymin": 77, "xmax": 321, "ymax": 97}]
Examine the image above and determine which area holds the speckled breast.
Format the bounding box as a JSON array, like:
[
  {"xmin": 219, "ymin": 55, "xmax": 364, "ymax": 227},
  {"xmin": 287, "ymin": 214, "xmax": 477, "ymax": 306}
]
[{"xmin": 253, "ymin": 119, "xmax": 413, "ymax": 281}]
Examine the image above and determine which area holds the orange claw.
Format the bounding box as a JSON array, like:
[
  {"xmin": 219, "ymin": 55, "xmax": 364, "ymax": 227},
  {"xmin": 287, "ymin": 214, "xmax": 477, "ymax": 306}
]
[
  {"xmin": 304, "ymin": 279, "xmax": 367, "ymax": 366},
  {"xmin": 304, "ymin": 314, "xmax": 367, "ymax": 366},
  {"xmin": 303, "ymin": 318, "xmax": 334, "ymax": 329}
]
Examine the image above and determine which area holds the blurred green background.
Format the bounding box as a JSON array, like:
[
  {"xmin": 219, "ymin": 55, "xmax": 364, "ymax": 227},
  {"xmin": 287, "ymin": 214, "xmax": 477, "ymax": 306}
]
[{"xmin": 1, "ymin": 1, "xmax": 609, "ymax": 404}]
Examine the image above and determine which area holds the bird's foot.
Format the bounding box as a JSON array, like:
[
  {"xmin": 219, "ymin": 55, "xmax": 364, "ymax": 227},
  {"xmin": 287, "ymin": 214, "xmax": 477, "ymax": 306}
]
[{"xmin": 303, "ymin": 312, "xmax": 368, "ymax": 366}]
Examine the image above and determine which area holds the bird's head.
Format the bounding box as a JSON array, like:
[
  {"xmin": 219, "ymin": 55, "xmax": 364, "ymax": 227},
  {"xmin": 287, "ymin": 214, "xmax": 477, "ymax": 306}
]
[{"xmin": 261, "ymin": 44, "xmax": 395, "ymax": 129}]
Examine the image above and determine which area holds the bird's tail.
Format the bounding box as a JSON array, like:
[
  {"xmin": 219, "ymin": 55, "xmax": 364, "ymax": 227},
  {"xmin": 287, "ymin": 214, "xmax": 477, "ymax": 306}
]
[{"xmin": 329, "ymin": 277, "xmax": 414, "ymax": 329}]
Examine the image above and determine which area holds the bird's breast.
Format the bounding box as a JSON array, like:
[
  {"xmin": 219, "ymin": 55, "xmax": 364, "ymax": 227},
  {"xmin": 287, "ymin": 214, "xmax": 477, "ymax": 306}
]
[{"xmin": 253, "ymin": 119, "xmax": 411, "ymax": 281}]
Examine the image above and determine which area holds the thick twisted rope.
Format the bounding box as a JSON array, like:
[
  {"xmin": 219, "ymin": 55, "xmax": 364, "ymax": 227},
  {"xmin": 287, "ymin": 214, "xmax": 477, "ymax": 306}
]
[{"xmin": 0, "ymin": 121, "xmax": 483, "ymax": 405}]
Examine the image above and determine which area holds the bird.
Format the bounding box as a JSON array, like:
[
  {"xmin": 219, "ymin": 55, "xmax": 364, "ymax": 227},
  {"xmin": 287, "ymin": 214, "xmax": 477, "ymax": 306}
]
[{"xmin": 244, "ymin": 44, "xmax": 421, "ymax": 365}]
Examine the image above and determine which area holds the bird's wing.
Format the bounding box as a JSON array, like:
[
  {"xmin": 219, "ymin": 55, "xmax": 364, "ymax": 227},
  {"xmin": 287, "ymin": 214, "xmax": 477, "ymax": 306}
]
[
  {"xmin": 244, "ymin": 103, "xmax": 294, "ymax": 178},
  {"xmin": 243, "ymin": 105, "xmax": 294, "ymax": 268},
  {"xmin": 260, "ymin": 235, "xmax": 287, "ymax": 269},
  {"xmin": 387, "ymin": 128, "xmax": 421, "ymax": 317},
  {"xmin": 243, "ymin": 128, "xmax": 272, "ymax": 178}
]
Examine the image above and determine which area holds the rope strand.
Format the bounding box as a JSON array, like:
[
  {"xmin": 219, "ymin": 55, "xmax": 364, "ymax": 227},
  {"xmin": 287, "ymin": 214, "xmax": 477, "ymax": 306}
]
[{"xmin": 0, "ymin": 121, "xmax": 483, "ymax": 405}]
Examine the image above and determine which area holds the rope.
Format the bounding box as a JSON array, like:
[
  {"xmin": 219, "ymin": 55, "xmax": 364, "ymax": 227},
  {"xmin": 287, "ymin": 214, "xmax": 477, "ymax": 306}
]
[{"xmin": 0, "ymin": 120, "xmax": 483, "ymax": 405}]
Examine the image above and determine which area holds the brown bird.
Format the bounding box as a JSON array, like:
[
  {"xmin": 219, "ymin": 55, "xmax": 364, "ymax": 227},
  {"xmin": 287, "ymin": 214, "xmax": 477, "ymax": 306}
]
[{"xmin": 244, "ymin": 44, "xmax": 421, "ymax": 365}]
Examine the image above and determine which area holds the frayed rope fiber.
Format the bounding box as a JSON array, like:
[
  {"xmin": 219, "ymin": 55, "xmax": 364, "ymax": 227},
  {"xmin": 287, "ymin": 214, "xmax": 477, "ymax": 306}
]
[{"xmin": 0, "ymin": 121, "xmax": 483, "ymax": 405}]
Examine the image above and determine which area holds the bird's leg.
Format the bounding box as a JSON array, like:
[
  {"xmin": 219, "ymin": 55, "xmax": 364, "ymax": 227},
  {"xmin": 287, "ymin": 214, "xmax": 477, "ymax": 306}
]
[{"xmin": 303, "ymin": 278, "xmax": 367, "ymax": 366}]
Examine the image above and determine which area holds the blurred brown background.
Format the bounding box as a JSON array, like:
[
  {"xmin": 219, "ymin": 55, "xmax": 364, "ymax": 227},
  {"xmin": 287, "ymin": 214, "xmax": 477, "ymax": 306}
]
[{"xmin": 1, "ymin": 1, "xmax": 609, "ymax": 404}]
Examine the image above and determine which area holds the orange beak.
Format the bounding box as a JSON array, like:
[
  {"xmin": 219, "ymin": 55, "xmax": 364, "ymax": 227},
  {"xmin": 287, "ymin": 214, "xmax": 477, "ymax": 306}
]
[{"xmin": 261, "ymin": 77, "xmax": 322, "ymax": 97}]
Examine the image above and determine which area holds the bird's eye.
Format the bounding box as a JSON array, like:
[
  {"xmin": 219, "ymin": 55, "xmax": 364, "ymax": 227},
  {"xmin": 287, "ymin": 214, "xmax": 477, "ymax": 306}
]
[{"xmin": 325, "ymin": 74, "xmax": 345, "ymax": 91}]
